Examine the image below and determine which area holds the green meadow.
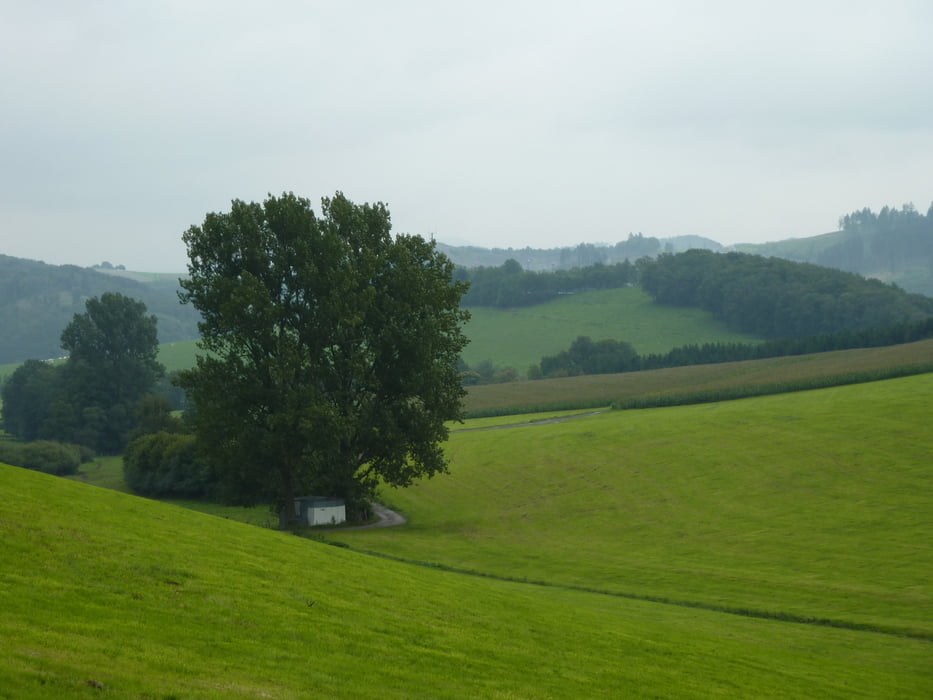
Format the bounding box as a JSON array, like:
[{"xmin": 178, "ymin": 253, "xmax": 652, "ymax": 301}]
[
  {"xmin": 332, "ymin": 374, "xmax": 933, "ymax": 643},
  {"xmin": 2, "ymin": 454, "xmax": 931, "ymax": 698},
  {"xmin": 461, "ymin": 287, "xmax": 758, "ymax": 370},
  {"xmin": 2, "ymin": 295, "xmax": 932, "ymax": 695},
  {"xmin": 151, "ymin": 287, "xmax": 758, "ymax": 375}
]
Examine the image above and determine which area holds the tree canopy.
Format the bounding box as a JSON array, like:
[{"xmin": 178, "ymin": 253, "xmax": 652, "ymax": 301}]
[
  {"xmin": 177, "ymin": 192, "xmax": 470, "ymax": 525},
  {"xmin": 1, "ymin": 292, "xmax": 164, "ymax": 453}
]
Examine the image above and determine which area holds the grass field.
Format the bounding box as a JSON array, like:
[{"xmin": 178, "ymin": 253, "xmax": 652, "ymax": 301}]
[
  {"xmin": 149, "ymin": 287, "xmax": 759, "ymax": 376},
  {"xmin": 2, "ymin": 462, "xmax": 931, "ymax": 698},
  {"xmin": 331, "ymin": 374, "xmax": 933, "ymax": 642},
  {"xmin": 462, "ymin": 287, "xmax": 758, "ymax": 370}
]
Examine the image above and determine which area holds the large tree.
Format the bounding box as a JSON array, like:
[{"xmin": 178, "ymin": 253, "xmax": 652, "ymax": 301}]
[{"xmin": 177, "ymin": 192, "xmax": 470, "ymax": 525}]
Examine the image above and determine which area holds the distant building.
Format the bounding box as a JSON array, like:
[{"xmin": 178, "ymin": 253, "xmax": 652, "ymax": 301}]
[{"xmin": 294, "ymin": 497, "xmax": 346, "ymax": 526}]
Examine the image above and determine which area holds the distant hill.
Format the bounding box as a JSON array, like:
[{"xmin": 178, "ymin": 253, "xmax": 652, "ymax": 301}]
[
  {"xmin": 436, "ymin": 234, "xmax": 722, "ymax": 271},
  {"xmin": 0, "ymin": 255, "xmax": 198, "ymax": 365},
  {"xmin": 734, "ymin": 204, "xmax": 933, "ymax": 296},
  {"xmin": 438, "ymin": 202, "xmax": 933, "ymax": 296}
]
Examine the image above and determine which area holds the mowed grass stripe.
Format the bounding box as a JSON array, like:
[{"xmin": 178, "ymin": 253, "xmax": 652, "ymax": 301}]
[
  {"xmin": 2, "ymin": 465, "xmax": 931, "ymax": 698},
  {"xmin": 334, "ymin": 374, "xmax": 933, "ymax": 639}
]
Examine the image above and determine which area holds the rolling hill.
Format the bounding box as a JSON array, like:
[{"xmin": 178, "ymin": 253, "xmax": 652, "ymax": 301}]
[
  {"xmin": 333, "ymin": 373, "xmax": 933, "ymax": 644},
  {"xmin": 0, "ymin": 255, "xmax": 198, "ymax": 365},
  {"xmin": 3, "ymin": 413, "xmax": 931, "ymax": 697}
]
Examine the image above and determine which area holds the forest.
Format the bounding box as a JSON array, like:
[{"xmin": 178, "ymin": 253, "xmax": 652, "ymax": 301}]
[{"xmin": 638, "ymin": 250, "xmax": 933, "ymax": 338}]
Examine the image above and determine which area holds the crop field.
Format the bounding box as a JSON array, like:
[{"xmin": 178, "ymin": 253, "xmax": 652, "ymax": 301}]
[
  {"xmin": 464, "ymin": 338, "xmax": 933, "ymax": 415},
  {"xmin": 332, "ymin": 374, "xmax": 933, "ymax": 645},
  {"xmin": 2, "ymin": 462, "xmax": 931, "ymax": 698},
  {"xmin": 462, "ymin": 287, "xmax": 758, "ymax": 370}
]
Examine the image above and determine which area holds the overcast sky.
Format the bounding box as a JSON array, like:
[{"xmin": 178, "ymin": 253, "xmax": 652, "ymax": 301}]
[{"xmin": 2, "ymin": 1, "xmax": 931, "ymax": 272}]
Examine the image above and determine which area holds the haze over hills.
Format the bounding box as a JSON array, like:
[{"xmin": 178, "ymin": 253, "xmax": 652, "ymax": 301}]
[
  {"xmin": 1, "ymin": 201, "xmax": 929, "ymax": 366},
  {"xmin": 0, "ymin": 255, "xmax": 199, "ymax": 365},
  {"xmin": 438, "ymin": 202, "xmax": 933, "ymax": 296}
]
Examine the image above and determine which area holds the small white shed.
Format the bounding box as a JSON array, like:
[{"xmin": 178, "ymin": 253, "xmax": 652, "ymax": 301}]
[{"xmin": 294, "ymin": 497, "xmax": 346, "ymax": 526}]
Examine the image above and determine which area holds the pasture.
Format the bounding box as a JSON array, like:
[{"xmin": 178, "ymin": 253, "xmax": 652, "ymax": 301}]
[
  {"xmin": 153, "ymin": 287, "xmax": 759, "ymax": 376},
  {"xmin": 461, "ymin": 287, "xmax": 758, "ymax": 370},
  {"xmin": 2, "ymin": 462, "xmax": 931, "ymax": 698},
  {"xmin": 332, "ymin": 374, "xmax": 933, "ymax": 641}
]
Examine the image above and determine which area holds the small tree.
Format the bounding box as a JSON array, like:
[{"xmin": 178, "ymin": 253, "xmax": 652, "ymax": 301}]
[
  {"xmin": 57, "ymin": 293, "xmax": 164, "ymax": 452},
  {"xmin": 178, "ymin": 192, "xmax": 470, "ymax": 526},
  {"xmin": 1, "ymin": 359, "xmax": 61, "ymax": 441}
]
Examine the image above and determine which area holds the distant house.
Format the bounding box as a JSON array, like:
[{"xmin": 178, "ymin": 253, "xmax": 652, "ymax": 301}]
[{"xmin": 294, "ymin": 497, "xmax": 346, "ymax": 526}]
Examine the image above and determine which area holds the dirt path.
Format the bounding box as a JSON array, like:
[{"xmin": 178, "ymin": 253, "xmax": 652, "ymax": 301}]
[
  {"xmin": 323, "ymin": 501, "xmax": 407, "ymax": 531},
  {"xmin": 452, "ymin": 410, "xmax": 605, "ymax": 433}
]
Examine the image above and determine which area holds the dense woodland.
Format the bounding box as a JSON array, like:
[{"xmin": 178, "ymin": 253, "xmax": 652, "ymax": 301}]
[
  {"xmin": 639, "ymin": 250, "xmax": 933, "ymax": 338},
  {"xmin": 456, "ymin": 258, "xmax": 639, "ymax": 307}
]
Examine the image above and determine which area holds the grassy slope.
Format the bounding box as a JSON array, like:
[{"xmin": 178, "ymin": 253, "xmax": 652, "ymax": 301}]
[
  {"xmin": 462, "ymin": 287, "xmax": 758, "ymax": 370},
  {"xmin": 2, "ymin": 466, "xmax": 931, "ymax": 699},
  {"xmin": 332, "ymin": 374, "xmax": 933, "ymax": 641}
]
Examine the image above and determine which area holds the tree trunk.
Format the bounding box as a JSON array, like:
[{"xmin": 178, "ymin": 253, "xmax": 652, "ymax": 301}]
[{"xmin": 278, "ymin": 463, "xmax": 297, "ymax": 530}]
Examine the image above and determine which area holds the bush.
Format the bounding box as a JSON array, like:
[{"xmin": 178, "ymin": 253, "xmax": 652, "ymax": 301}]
[
  {"xmin": 0, "ymin": 440, "xmax": 82, "ymax": 476},
  {"xmin": 123, "ymin": 432, "xmax": 214, "ymax": 498}
]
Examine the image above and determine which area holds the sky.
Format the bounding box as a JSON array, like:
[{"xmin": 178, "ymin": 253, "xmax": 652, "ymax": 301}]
[{"xmin": 1, "ymin": 1, "xmax": 931, "ymax": 272}]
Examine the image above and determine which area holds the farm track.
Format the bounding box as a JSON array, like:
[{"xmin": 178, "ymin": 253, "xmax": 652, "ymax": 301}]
[{"xmin": 451, "ymin": 410, "xmax": 606, "ymax": 433}]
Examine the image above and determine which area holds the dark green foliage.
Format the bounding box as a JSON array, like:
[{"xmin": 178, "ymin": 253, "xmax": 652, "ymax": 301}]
[
  {"xmin": 0, "ymin": 440, "xmax": 84, "ymax": 476},
  {"xmin": 1, "ymin": 359, "xmax": 62, "ymax": 441},
  {"xmin": 459, "ymin": 359, "xmax": 519, "ymax": 385},
  {"xmin": 1, "ymin": 294, "xmax": 165, "ymax": 454},
  {"xmin": 123, "ymin": 432, "xmax": 213, "ymax": 497},
  {"xmin": 538, "ymin": 336, "xmax": 638, "ymax": 378},
  {"xmin": 457, "ymin": 259, "xmax": 637, "ymax": 308},
  {"xmin": 129, "ymin": 393, "xmax": 185, "ymax": 441},
  {"xmin": 177, "ymin": 192, "xmax": 470, "ymax": 526},
  {"xmin": 640, "ymin": 250, "xmax": 933, "ymax": 338},
  {"xmin": 530, "ymin": 318, "xmax": 933, "ymax": 380},
  {"xmin": 0, "ymin": 254, "xmax": 200, "ymax": 365},
  {"xmin": 55, "ymin": 293, "xmax": 165, "ymax": 453}
]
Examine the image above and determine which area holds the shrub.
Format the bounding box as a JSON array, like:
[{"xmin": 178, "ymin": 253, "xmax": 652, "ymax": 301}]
[
  {"xmin": 123, "ymin": 432, "xmax": 214, "ymax": 498},
  {"xmin": 0, "ymin": 440, "xmax": 82, "ymax": 476}
]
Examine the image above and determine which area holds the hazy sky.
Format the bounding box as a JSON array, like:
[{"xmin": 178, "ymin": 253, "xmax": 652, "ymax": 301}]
[{"xmin": 2, "ymin": 1, "xmax": 931, "ymax": 272}]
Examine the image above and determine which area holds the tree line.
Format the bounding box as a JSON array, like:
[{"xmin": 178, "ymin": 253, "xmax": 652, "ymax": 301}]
[
  {"xmin": 455, "ymin": 258, "xmax": 640, "ymax": 308},
  {"xmin": 530, "ymin": 317, "xmax": 933, "ymax": 380},
  {"xmin": 823, "ymin": 202, "xmax": 933, "ymax": 277}
]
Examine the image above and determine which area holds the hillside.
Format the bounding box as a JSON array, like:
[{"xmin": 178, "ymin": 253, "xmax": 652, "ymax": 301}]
[
  {"xmin": 3, "ymin": 441, "xmax": 931, "ymax": 696},
  {"xmin": 436, "ymin": 234, "xmax": 722, "ymax": 270},
  {"xmin": 334, "ymin": 373, "xmax": 933, "ymax": 642},
  {"xmin": 438, "ymin": 201, "xmax": 933, "ymax": 297},
  {"xmin": 461, "ymin": 287, "xmax": 758, "ymax": 370},
  {"xmin": 0, "ymin": 255, "xmax": 199, "ymax": 365}
]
